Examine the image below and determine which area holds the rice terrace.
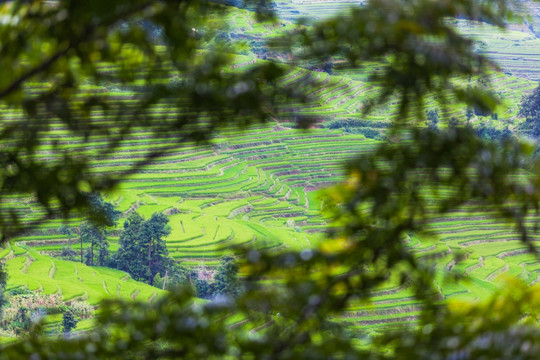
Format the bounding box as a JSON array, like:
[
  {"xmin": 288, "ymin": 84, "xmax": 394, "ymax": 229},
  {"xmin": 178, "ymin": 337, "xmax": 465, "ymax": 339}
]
[{"xmin": 1, "ymin": 0, "xmax": 540, "ymax": 358}]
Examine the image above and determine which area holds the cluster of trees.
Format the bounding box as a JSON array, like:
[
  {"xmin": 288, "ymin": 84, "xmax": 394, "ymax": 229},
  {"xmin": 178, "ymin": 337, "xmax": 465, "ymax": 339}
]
[
  {"xmin": 519, "ymin": 81, "xmax": 540, "ymax": 137},
  {"xmin": 304, "ymin": 58, "xmax": 334, "ymax": 75},
  {"xmin": 192, "ymin": 256, "xmax": 240, "ymax": 299},
  {"xmin": 55, "ymin": 195, "xmax": 241, "ymax": 296},
  {"xmin": 112, "ymin": 210, "xmax": 240, "ymax": 297},
  {"xmin": 324, "ymin": 118, "xmax": 390, "ymax": 139},
  {"xmin": 113, "ymin": 211, "xmax": 171, "ymax": 285},
  {"xmin": 4, "ymin": 303, "xmax": 77, "ymax": 336},
  {"xmin": 474, "ymin": 124, "xmax": 513, "ymax": 141},
  {"xmin": 427, "ymin": 107, "xmax": 513, "ymax": 141},
  {"xmin": 60, "ymin": 194, "xmax": 122, "ymax": 267},
  {"xmin": 59, "ymin": 197, "xmax": 178, "ymax": 287},
  {"xmin": 153, "ymin": 255, "xmax": 240, "ymax": 299}
]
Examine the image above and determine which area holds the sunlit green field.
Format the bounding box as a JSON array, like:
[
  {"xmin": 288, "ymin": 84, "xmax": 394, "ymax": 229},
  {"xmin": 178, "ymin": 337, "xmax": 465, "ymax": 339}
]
[{"xmin": 1, "ymin": 243, "xmax": 163, "ymax": 305}]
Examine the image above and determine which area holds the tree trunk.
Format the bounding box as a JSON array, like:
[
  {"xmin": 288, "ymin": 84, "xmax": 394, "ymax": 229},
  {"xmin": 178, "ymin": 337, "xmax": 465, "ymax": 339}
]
[
  {"xmin": 148, "ymin": 238, "xmax": 153, "ymax": 285},
  {"xmin": 162, "ymin": 270, "xmax": 168, "ymax": 290},
  {"xmin": 98, "ymin": 232, "xmax": 103, "ymax": 266},
  {"xmin": 90, "ymin": 242, "xmax": 94, "ymax": 266}
]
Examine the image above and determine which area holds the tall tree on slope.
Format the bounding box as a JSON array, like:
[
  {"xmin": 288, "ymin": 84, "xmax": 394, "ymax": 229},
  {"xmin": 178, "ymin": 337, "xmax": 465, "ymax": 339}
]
[
  {"xmin": 114, "ymin": 212, "xmax": 170, "ymax": 285},
  {"xmin": 143, "ymin": 212, "xmax": 171, "ymax": 285},
  {"xmin": 80, "ymin": 193, "xmax": 120, "ymax": 266}
]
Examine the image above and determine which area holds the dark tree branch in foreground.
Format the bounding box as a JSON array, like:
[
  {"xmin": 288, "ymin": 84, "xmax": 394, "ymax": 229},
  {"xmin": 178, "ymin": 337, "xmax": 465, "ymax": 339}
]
[{"xmin": 1, "ymin": 1, "xmax": 540, "ymax": 359}]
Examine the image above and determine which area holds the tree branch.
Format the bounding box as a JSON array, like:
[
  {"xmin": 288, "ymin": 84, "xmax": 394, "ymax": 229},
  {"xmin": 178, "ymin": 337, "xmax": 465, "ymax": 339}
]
[{"xmin": 0, "ymin": 0, "xmax": 162, "ymax": 101}]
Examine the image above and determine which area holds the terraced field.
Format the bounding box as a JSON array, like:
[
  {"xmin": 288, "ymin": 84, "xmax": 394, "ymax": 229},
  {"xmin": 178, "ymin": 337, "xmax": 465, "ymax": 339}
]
[
  {"xmin": 10, "ymin": 121, "xmax": 381, "ymax": 261},
  {"xmin": 274, "ymin": 0, "xmax": 367, "ymax": 21},
  {"xmin": 0, "ymin": 242, "xmax": 163, "ymax": 305},
  {"xmin": 2, "ymin": 2, "xmax": 540, "ymax": 337},
  {"xmin": 5, "ymin": 113, "xmax": 540, "ymax": 334},
  {"xmin": 455, "ymin": 19, "xmax": 540, "ymax": 81}
]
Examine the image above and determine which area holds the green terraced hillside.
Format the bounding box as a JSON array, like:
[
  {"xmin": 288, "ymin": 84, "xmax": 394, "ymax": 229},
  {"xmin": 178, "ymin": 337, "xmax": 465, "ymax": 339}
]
[
  {"xmin": 2, "ymin": 1, "xmax": 540, "ymax": 338},
  {"xmin": 0, "ymin": 242, "xmax": 164, "ymax": 305}
]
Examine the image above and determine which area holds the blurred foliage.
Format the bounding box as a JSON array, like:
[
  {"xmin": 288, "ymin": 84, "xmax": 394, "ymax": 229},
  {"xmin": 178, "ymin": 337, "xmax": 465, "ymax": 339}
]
[
  {"xmin": 0, "ymin": 0, "xmax": 296, "ymax": 240},
  {"xmin": 1, "ymin": 0, "xmax": 540, "ymax": 359},
  {"xmin": 374, "ymin": 279, "xmax": 540, "ymax": 359},
  {"xmin": 321, "ymin": 127, "xmax": 540, "ymax": 304},
  {"xmin": 272, "ymin": 0, "xmax": 514, "ymax": 122}
]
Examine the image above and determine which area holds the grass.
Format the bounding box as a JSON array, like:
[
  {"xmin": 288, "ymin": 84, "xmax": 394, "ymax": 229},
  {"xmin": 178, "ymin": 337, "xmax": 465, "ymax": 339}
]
[{"xmin": 4, "ymin": 247, "xmax": 163, "ymax": 305}]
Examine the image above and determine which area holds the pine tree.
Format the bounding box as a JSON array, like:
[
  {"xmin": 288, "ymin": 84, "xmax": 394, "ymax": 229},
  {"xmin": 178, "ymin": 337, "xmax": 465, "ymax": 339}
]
[
  {"xmin": 79, "ymin": 194, "xmax": 120, "ymax": 266},
  {"xmin": 144, "ymin": 212, "xmax": 171, "ymax": 285},
  {"xmin": 62, "ymin": 309, "xmax": 78, "ymax": 335},
  {"xmin": 114, "ymin": 213, "xmax": 146, "ymax": 281},
  {"xmin": 81, "ymin": 221, "xmax": 104, "ymax": 266},
  {"xmin": 114, "ymin": 212, "xmax": 171, "ymax": 284}
]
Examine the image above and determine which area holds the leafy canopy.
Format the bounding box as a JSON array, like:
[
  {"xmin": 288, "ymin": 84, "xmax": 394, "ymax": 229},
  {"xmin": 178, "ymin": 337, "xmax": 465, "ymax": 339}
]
[
  {"xmin": 1, "ymin": 0, "xmax": 540, "ymax": 359},
  {"xmin": 113, "ymin": 211, "xmax": 171, "ymax": 284},
  {"xmin": 0, "ymin": 0, "xmax": 292, "ymax": 241}
]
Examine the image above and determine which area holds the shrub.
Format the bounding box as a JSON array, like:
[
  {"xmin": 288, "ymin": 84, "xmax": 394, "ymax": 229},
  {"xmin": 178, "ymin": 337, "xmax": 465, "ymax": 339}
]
[
  {"xmin": 0, "ymin": 293, "xmax": 64, "ymax": 328},
  {"xmin": 7, "ymin": 287, "xmax": 32, "ymax": 296},
  {"xmin": 60, "ymin": 246, "xmax": 78, "ymax": 261},
  {"xmin": 62, "ymin": 309, "xmax": 78, "ymax": 335}
]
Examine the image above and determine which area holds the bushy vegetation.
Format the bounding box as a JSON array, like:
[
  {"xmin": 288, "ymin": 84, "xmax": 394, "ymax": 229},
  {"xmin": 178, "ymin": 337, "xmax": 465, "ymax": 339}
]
[
  {"xmin": 193, "ymin": 256, "xmax": 240, "ymax": 299},
  {"xmin": 0, "ymin": 292, "xmax": 93, "ymax": 337},
  {"xmin": 62, "ymin": 309, "xmax": 78, "ymax": 335},
  {"xmin": 113, "ymin": 212, "xmax": 172, "ymax": 285},
  {"xmin": 518, "ymin": 81, "xmax": 540, "ymax": 137},
  {"xmin": 324, "ymin": 118, "xmax": 390, "ymax": 139}
]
